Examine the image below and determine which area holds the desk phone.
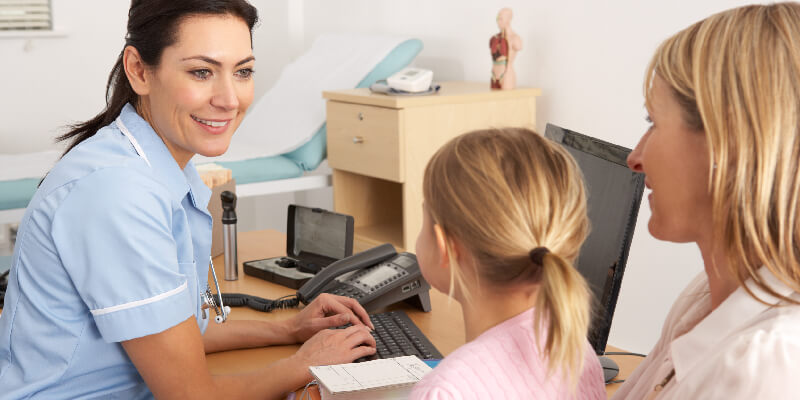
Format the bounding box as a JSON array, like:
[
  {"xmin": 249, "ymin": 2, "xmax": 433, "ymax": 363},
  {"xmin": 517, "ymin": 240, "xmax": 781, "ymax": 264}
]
[
  {"xmin": 228, "ymin": 244, "xmax": 433, "ymax": 315},
  {"xmin": 297, "ymin": 243, "xmax": 432, "ymax": 313}
]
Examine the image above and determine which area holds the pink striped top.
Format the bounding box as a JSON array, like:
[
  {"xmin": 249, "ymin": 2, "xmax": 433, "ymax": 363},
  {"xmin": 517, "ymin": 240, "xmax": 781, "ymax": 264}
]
[{"xmin": 410, "ymin": 308, "xmax": 606, "ymax": 400}]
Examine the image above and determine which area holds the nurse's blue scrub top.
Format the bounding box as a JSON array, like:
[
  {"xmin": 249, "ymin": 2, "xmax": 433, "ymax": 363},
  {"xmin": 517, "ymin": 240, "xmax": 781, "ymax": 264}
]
[{"xmin": 0, "ymin": 104, "xmax": 213, "ymax": 399}]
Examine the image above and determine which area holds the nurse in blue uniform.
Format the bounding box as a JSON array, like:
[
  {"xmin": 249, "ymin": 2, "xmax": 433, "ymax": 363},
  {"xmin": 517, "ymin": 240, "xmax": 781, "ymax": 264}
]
[{"xmin": 0, "ymin": 1, "xmax": 376, "ymax": 398}]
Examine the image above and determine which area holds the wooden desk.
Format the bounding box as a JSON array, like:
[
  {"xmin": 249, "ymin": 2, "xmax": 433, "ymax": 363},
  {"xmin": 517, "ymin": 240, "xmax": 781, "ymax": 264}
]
[
  {"xmin": 208, "ymin": 229, "xmax": 642, "ymax": 398},
  {"xmin": 207, "ymin": 229, "xmax": 464, "ymax": 399}
]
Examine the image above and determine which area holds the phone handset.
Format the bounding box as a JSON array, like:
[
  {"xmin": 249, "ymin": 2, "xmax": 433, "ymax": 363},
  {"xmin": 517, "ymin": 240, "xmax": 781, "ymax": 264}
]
[{"xmin": 296, "ymin": 243, "xmax": 397, "ymax": 305}]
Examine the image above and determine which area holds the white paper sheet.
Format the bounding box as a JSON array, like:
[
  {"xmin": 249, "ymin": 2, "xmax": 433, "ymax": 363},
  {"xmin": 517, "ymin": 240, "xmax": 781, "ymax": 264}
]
[{"xmin": 310, "ymin": 356, "xmax": 432, "ymax": 394}]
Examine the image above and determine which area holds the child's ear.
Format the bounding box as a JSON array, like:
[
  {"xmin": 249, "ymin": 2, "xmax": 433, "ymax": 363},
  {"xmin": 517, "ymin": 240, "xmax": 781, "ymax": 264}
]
[{"xmin": 433, "ymin": 224, "xmax": 453, "ymax": 268}]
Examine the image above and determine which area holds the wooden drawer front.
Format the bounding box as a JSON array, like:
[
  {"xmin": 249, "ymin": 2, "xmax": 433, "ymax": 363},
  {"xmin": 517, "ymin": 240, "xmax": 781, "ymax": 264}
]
[{"xmin": 326, "ymin": 102, "xmax": 403, "ymax": 182}]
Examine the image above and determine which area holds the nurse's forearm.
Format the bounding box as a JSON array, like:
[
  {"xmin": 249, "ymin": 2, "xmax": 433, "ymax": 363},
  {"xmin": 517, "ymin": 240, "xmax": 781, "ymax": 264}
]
[
  {"xmin": 124, "ymin": 317, "xmax": 308, "ymax": 400},
  {"xmin": 212, "ymin": 356, "xmax": 310, "ymax": 400},
  {"xmin": 202, "ymin": 319, "xmax": 295, "ymax": 353}
]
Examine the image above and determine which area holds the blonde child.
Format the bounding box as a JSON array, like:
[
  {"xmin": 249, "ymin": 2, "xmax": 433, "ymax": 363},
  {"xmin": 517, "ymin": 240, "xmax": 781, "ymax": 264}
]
[{"xmin": 410, "ymin": 128, "xmax": 605, "ymax": 399}]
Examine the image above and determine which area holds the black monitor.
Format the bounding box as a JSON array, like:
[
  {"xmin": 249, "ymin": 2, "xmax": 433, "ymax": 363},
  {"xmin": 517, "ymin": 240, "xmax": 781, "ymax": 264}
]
[{"xmin": 545, "ymin": 124, "xmax": 645, "ymax": 380}]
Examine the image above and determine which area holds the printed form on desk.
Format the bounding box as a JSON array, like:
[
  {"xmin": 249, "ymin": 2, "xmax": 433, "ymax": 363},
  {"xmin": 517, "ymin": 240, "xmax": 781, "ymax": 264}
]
[{"xmin": 309, "ymin": 356, "xmax": 432, "ymax": 399}]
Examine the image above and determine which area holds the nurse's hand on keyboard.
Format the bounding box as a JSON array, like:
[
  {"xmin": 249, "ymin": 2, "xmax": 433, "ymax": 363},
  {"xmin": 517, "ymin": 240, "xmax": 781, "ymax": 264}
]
[
  {"xmin": 287, "ymin": 293, "xmax": 374, "ymax": 342},
  {"xmin": 290, "ymin": 324, "xmax": 377, "ymax": 378}
]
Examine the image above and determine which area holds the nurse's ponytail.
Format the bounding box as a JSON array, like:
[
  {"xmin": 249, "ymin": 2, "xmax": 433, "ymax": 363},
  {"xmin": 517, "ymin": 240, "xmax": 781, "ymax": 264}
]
[{"xmin": 57, "ymin": 0, "xmax": 259, "ymax": 156}]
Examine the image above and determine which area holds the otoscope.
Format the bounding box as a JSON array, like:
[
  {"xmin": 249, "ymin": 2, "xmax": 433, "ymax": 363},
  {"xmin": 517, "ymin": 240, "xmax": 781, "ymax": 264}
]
[{"xmin": 221, "ymin": 191, "xmax": 238, "ymax": 281}]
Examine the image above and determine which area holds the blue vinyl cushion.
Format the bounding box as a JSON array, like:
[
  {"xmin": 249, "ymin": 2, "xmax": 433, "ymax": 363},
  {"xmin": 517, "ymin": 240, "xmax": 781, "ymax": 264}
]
[
  {"xmin": 0, "ymin": 178, "xmax": 39, "ymax": 211},
  {"xmin": 215, "ymin": 155, "xmax": 303, "ymax": 185}
]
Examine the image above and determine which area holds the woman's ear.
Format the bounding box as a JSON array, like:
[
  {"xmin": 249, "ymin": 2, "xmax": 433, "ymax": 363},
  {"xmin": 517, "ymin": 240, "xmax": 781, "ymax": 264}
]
[
  {"xmin": 433, "ymin": 224, "xmax": 452, "ymax": 269},
  {"xmin": 123, "ymin": 46, "xmax": 151, "ymax": 96}
]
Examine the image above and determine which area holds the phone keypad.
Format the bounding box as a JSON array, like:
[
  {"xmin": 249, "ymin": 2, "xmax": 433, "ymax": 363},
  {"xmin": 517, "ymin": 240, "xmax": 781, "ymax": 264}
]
[{"xmin": 330, "ymin": 284, "xmax": 365, "ymax": 300}]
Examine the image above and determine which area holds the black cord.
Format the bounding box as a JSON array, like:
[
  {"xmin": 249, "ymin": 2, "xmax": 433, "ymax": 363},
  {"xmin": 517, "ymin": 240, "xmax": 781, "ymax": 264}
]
[
  {"xmin": 221, "ymin": 293, "xmax": 300, "ymax": 313},
  {"xmin": 604, "ymin": 351, "xmax": 647, "ymax": 358},
  {"xmin": 608, "ymin": 379, "xmax": 626, "ymax": 384},
  {"xmin": 0, "ymin": 269, "xmax": 8, "ymax": 308}
]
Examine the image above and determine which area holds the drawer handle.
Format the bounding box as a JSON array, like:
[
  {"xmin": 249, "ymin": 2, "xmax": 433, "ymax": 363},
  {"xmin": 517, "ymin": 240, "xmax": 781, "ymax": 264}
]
[
  {"xmin": 352, "ymin": 136, "xmax": 364, "ymax": 144},
  {"xmin": 357, "ymin": 112, "xmax": 364, "ymax": 121}
]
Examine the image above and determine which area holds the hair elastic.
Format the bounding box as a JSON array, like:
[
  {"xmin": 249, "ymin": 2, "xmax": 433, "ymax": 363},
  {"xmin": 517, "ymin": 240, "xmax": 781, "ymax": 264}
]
[{"xmin": 529, "ymin": 247, "xmax": 550, "ymax": 266}]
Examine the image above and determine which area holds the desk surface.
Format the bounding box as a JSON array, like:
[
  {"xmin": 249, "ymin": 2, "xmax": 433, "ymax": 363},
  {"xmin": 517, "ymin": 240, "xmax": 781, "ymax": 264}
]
[
  {"xmin": 0, "ymin": 229, "xmax": 639, "ymax": 397},
  {"xmin": 208, "ymin": 230, "xmax": 641, "ymax": 398},
  {"xmin": 0, "ymin": 231, "xmax": 641, "ymax": 398}
]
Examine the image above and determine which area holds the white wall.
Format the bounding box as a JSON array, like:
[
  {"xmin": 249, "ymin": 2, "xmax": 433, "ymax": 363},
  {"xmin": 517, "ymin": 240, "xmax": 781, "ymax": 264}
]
[
  {"xmin": 0, "ymin": 0, "xmax": 297, "ymax": 154},
  {"xmin": 1, "ymin": 0, "xmax": 123, "ymax": 153},
  {"xmin": 1, "ymin": 0, "xmax": 763, "ymax": 353}
]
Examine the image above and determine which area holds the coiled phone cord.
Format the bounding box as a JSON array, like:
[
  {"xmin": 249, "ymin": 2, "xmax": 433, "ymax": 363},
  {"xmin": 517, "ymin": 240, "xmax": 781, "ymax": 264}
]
[{"xmin": 221, "ymin": 293, "xmax": 299, "ymax": 313}]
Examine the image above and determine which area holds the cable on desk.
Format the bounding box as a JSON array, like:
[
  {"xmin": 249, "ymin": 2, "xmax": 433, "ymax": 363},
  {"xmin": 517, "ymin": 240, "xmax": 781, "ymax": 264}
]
[
  {"xmin": 221, "ymin": 293, "xmax": 299, "ymax": 313},
  {"xmin": 603, "ymin": 351, "xmax": 647, "ymax": 357},
  {"xmin": 299, "ymin": 380, "xmax": 318, "ymax": 400}
]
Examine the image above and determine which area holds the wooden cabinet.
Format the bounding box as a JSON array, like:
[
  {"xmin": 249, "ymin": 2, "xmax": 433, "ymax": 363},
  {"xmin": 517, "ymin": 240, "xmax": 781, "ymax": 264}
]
[
  {"xmin": 326, "ymin": 102, "xmax": 403, "ymax": 182},
  {"xmin": 324, "ymin": 82, "xmax": 540, "ymax": 252}
]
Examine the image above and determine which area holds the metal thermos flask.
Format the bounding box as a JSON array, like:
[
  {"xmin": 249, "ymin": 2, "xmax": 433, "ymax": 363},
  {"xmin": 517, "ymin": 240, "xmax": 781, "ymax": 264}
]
[{"xmin": 221, "ymin": 191, "xmax": 238, "ymax": 281}]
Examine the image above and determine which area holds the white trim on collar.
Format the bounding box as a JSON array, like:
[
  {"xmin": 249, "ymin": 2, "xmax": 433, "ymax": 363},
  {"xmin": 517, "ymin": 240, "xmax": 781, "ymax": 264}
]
[{"xmin": 115, "ymin": 116, "xmax": 152, "ymax": 168}]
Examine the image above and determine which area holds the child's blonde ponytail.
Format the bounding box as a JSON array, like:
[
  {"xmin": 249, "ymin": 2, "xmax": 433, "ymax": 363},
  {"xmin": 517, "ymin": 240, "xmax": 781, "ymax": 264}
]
[
  {"xmin": 534, "ymin": 250, "xmax": 592, "ymax": 379},
  {"xmin": 423, "ymin": 127, "xmax": 592, "ymax": 382}
]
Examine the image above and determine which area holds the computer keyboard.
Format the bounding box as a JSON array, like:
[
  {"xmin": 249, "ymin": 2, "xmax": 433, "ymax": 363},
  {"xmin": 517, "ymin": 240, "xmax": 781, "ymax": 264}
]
[{"xmin": 333, "ymin": 310, "xmax": 443, "ymax": 362}]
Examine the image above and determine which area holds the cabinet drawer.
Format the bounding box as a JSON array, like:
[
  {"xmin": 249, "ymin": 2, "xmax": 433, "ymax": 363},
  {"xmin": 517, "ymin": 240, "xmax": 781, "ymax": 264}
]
[{"xmin": 326, "ymin": 102, "xmax": 403, "ymax": 182}]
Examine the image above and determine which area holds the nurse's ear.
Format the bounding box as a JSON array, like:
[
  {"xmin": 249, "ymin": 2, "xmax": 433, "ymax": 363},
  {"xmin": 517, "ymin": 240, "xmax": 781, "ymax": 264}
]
[{"xmin": 123, "ymin": 45, "xmax": 152, "ymax": 96}]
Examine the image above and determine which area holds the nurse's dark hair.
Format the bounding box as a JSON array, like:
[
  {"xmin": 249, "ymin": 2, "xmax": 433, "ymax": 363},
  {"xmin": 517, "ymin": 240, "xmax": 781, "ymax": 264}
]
[{"xmin": 56, "ymin": 0, "xmax": 258, "ymax": 156}]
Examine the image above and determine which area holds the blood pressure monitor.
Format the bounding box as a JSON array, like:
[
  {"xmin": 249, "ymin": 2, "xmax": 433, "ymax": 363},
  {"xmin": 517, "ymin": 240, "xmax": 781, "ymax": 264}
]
[{"xmin": 387, "ymin": 67, "xmax": 434, "ymax": 93}]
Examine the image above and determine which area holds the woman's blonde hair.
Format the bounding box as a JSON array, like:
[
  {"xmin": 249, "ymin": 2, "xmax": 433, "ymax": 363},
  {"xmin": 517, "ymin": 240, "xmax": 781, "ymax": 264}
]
[
  {"xmin": 422, "ymin": 127, "xmax": 592, "ymax": 377},
  {"xmin": 646, "ymin": 2, "xmax": 800, "ymax": 304}
]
